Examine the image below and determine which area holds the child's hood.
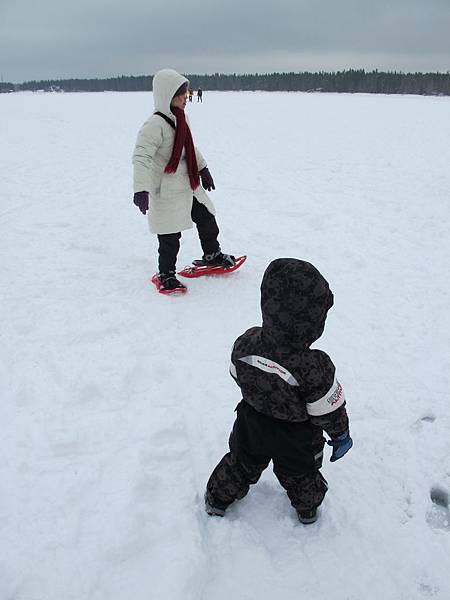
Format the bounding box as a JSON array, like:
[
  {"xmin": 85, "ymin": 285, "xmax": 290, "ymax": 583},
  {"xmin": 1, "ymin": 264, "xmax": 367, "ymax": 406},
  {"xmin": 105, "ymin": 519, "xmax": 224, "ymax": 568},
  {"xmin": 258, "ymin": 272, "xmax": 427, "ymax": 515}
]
[
  {"xmin": 260, "ymin": 258, "xmax": 334, "ymax": 348},
  {"xmin": 152, "ymin": 69, "xmax": 189, "ymax": 116}
]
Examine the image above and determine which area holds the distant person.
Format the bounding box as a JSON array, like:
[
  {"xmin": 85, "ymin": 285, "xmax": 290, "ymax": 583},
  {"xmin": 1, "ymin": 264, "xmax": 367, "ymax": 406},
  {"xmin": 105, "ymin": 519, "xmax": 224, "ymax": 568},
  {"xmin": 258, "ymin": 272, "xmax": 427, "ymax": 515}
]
[
  {"xmin": 205, "ymin": 258, "xmax": 353, "ymax": 524},
  {"xmin": 132, "ymin": 69, "xmax": 235, "ymax": 292},
  {"xmin": 197, "ymin": 88, "xmax": 203, "ymax": 102},
  {"xmin": 188, "ymin": 89, "xmax": 193, "ymax": 102}
]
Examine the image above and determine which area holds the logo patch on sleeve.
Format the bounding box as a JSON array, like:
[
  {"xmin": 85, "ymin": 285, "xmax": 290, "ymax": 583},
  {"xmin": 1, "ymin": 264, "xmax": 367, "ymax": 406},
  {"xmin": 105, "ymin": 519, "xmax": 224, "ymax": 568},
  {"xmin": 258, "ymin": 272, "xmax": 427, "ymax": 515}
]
[{"xmin": 306, "ymin": 378, "xmax": 345, "ymax": 416}]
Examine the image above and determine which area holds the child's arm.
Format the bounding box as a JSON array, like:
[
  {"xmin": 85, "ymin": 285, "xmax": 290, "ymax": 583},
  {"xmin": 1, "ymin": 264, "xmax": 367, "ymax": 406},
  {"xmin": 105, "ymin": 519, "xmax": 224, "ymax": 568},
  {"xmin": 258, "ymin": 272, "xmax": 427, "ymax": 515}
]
[
  {"xmin": 229, "ymin": 358, "xmax": 241, "ymax": 387},
  {"xmin": 194, "ymin": 146, "xmax": 216, "ymax": 191},
  {"xmin": 311, "ymin": 404, "xmax": 352, "ymax": 462},
  {"xmin": 304, "ymin": 353, "xmax": 352, "ymax": 461},
  {"xmin": 184, "ymin": 114, "xmax": 208, "ymax": 171},
  {"xmin": 310, "ymin": 404, "xmax": 349, "ymax": 438},
  {"xmin": 132, "ymin": 118, "xmax": 163, "ymax": 193},
  {"xmin": 194, "ymin": 146, "xmax": 207, "ymax": 172}
]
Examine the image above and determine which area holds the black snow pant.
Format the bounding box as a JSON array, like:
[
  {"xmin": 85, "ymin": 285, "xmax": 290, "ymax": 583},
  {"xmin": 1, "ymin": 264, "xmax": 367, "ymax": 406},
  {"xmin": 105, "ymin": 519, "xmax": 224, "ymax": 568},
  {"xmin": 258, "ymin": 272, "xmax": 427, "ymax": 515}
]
[
  {"xmin": 157, "ymin": 197, "xmax": 220, "ymax": 274},
  {"xmin": 206, "ymin": 401, "xmax": 328, "ymax": 513}
]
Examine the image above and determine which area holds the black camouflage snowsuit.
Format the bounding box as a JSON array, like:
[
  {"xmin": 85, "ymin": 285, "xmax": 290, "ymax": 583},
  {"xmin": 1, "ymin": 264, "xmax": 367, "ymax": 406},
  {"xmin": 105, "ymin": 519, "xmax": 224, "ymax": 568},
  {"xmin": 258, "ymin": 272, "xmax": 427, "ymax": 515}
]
[{"xmin": 206, "ymin": 258, "xmax": 350, "ymax": 514}]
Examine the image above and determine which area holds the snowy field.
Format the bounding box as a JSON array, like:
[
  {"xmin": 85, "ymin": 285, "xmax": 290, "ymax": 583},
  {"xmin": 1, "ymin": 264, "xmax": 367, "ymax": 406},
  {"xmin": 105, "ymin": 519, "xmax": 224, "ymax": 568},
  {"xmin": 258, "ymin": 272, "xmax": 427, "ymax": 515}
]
[{"xmin": 2, "ymin": 89, "xmax": 450, "ymax": 600}]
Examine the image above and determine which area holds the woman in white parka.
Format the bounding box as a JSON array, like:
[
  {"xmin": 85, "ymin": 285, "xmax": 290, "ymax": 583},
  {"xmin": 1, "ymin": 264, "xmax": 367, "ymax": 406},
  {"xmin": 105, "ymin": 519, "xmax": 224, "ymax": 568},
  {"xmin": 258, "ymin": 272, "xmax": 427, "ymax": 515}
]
[{"xmin": 132, "ymin": 68, "xmax": 235, "ymax": 292}]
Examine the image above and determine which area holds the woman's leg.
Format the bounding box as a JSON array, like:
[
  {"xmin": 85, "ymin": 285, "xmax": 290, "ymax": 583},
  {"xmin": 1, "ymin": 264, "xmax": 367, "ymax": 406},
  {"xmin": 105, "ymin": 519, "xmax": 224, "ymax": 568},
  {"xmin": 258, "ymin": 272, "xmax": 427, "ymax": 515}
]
[
  {"xmin": 157, "ymin": 232, "xmax": 181, "ymax": 274},
  {"xmin": 191, "ymin": 197, "xmax": 220, "ymax": 256}
]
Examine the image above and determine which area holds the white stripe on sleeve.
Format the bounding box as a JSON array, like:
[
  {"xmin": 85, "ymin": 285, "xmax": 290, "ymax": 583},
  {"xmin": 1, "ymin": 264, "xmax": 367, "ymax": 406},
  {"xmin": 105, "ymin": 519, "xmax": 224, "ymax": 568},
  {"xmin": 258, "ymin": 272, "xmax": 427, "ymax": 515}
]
[
  {"xmin": 306, "ymin": 378, "xmax": 345, "ymax": 416},
  {"xmin": 238, "ymin": 355, "xmax": 299, "ymax": 386},
  {"xmin": 229, "ymin": 362, "xmax": 237, "ymax": 378}
]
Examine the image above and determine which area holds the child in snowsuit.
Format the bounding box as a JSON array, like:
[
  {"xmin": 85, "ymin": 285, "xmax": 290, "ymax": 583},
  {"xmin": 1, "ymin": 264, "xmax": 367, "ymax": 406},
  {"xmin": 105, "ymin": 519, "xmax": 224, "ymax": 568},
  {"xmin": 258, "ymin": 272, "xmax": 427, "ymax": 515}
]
[
  {"xmin": 132, "ymin": 69, "xmax": 234, "ymax": 292},
  {"xmin": 205, "ymin": 258, "xmax": 352, "ymax": 523}
]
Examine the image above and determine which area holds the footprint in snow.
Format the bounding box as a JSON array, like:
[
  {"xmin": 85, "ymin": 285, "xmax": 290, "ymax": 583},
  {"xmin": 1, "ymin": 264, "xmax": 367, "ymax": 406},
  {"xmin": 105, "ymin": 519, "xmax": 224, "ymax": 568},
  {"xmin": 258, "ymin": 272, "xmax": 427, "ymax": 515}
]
[
  {"xmin": 411, "ymin": 413, "xmax": 436, "ymax": 432},
  {"xmin": 417, "ymin": 580, "xmax": 439, "ymax": 597},
  {"xmin": 426, "ymin": 486, "xmax": 450, "ymax": 531},
  {"xmin": 420, "ymin": 414, "xmax": 436, "ymax": 423}
]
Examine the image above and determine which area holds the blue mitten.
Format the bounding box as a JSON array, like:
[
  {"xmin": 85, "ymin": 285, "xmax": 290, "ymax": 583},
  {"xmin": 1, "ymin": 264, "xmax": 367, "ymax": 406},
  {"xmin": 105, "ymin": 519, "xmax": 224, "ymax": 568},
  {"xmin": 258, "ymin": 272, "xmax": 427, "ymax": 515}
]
[{"xmin": 327, "ymin": 430, "xmax": 353, "ymax": 462}]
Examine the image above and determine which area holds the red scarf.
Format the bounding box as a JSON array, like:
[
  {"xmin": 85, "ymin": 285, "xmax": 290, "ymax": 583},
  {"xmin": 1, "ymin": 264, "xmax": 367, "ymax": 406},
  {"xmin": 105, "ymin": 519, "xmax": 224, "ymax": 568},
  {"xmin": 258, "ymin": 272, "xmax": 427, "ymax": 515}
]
[{"xmin": 164, "ymin": 107, "xmax": 200, "ymax": 191}]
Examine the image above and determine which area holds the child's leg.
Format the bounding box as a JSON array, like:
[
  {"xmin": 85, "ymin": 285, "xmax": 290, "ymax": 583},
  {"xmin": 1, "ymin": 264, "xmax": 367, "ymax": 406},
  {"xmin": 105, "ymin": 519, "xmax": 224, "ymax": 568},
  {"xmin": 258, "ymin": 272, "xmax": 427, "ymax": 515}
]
[
  {"xmin": 272, "ymin": 425, "xmax": 328, "ymax": 514},
  {"xmin": 273, "ymin": 468, "xmax": 328, "ymax": 514},
  {"xmin": 206, "ymin": 403, "xmax": 270, "ymax": 510},
  {"xmin": 191, "ymin": 198, "xmax": 220, "ymax": 256},
  {"xmin": 206, "ymin": 450, "xmax": 269, "ymax": 510},
  {"xmin": 157, "ymin": 232, "xmax": 181, "ymax": 273}
]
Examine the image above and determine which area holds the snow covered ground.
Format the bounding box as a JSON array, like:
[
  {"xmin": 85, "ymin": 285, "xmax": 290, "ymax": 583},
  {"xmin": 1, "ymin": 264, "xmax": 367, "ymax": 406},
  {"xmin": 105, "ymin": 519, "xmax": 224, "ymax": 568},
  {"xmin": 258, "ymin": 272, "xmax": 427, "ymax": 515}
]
[{"xmin": 2, "ymin": 89, "xmax": 450, "ymax": 600}]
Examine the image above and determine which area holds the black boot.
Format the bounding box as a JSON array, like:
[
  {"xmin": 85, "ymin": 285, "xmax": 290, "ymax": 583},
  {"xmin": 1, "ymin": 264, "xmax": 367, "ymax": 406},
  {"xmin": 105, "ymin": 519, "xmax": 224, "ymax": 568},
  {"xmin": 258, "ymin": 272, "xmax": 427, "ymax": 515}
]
[
  {"xmin": 204, "ymin": 491, "xmax": 227, "ymax": 517},
  {"xmin": 158, "ymin": 272, "xmax": 187, "ymax": 291},
  {"xmin": 297, "ymin": 508, "xmax": 318, "ymax": 524},
  {"xmin": 202, "ymin": 250, "xmax": 236, "ymax": 267}
]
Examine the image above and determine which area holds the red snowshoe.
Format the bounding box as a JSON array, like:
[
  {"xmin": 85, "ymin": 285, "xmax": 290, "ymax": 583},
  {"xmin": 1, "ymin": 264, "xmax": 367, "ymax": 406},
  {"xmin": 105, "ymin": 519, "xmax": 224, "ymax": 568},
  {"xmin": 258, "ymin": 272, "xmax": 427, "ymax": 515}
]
[
  {"xmin": 178, "ymin": 255, "xmax": 247, "ymax": 279},
  {"xmin": 151, "ymin": 273, "xmax": 187, "ymax": 295}
]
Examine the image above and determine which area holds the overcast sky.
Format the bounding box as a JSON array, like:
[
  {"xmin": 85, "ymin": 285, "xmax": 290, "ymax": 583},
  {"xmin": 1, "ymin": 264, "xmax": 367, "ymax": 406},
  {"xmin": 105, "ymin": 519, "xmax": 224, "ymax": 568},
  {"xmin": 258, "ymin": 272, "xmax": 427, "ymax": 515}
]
[{"xmin": 1, "ymin": 0, "xmax": 449, "ymax": 82}]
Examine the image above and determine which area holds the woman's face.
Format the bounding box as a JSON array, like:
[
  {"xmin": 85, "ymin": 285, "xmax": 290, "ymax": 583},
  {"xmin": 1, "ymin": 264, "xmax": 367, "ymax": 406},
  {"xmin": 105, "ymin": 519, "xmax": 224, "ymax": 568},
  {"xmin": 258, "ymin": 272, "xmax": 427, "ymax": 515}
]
[{"xmin": 171, "ymin": 92, "xmax": 188, "ymax": 110}]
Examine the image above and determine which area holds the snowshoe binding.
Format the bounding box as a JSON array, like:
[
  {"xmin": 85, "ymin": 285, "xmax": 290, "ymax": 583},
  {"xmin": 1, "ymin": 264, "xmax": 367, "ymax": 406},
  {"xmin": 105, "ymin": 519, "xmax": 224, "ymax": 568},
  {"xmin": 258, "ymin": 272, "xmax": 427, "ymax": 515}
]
[
  {"xmin": 197, "ymin": 251, "xmax": 236, "ymax": 268},
  {"xmin": 151, "ymin": 272, "xmax": 187, "ymax": 295},
  {"xmin": 179, "ymin": 253, "xmax": 247, "ymax": 279}
]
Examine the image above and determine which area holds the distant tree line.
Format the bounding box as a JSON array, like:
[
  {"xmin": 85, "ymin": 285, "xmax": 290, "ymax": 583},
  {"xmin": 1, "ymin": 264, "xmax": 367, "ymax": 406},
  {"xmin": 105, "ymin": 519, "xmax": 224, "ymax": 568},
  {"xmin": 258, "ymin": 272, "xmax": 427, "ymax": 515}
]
[
  {"xmin": 2, "ymin": 70, "xmax": 450, "ymax": 96},
  {"xmin": 0, "ymin": 81, "xmax": 16, "ymax": 93}
]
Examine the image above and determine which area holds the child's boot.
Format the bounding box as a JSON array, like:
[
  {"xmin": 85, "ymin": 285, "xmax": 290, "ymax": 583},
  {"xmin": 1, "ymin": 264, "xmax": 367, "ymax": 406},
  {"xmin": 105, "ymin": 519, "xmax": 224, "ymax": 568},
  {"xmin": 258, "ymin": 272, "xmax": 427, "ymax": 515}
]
[
  {"xmin": 297, "ymin": 508, "xmax": 318, "ymax": 524},
  {"xmin": 204, "ymin": 491, "xmax": 227, "ymax": 517}
]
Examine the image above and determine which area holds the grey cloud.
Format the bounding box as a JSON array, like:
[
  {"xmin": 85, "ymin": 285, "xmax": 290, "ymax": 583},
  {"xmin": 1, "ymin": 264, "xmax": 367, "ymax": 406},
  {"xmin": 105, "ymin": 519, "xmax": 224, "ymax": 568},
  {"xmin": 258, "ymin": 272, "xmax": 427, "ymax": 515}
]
[{"xmin": 1, "ymin": 0, "xmax": 449, "ymax": 82}]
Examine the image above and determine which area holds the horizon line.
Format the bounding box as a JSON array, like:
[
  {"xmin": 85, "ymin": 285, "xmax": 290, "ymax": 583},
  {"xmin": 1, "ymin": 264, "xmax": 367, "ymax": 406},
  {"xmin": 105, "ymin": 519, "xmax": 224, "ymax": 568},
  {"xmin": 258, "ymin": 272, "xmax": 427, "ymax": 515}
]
[{"xmin": 5, "ymin": 67, "xmax": 450, "ymax": 85}]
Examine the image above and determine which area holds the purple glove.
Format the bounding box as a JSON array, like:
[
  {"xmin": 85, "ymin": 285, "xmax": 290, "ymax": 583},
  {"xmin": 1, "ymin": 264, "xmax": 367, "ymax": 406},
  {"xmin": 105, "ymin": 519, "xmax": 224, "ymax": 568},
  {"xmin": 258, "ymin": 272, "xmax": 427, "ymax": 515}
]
[
  {"xmin": 133, "ymin": 191, "xmax": 149, "ymax": 215},
  {"xmin": 200, "ymin": 167, "xmax": 215, "ymax": 191}
]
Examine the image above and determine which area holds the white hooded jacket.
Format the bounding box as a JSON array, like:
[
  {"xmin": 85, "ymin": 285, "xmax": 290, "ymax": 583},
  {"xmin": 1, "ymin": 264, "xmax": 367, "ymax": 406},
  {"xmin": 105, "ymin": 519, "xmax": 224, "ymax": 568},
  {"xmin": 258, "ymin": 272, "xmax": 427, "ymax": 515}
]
[{"xmin": 132, "ymin": 69, "xmax": 215, "ymax": 235}]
